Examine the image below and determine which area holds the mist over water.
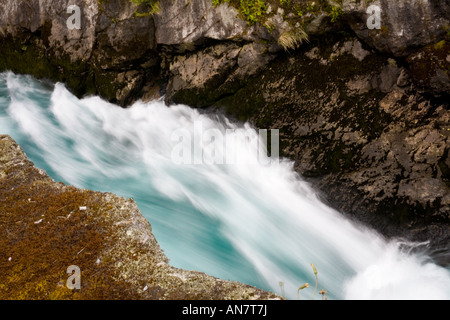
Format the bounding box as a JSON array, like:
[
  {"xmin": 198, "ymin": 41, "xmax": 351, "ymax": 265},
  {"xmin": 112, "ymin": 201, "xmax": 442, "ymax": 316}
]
[{"xmin": 1, "ymin": 72, "xmax": 449, "ymax": 300}]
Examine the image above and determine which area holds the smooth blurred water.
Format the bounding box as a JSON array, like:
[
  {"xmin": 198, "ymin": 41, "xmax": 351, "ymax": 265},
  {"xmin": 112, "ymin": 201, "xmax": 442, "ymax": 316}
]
[{"xmin": 1, "ymin": 71, "xmax": 449, "ymax": 300}]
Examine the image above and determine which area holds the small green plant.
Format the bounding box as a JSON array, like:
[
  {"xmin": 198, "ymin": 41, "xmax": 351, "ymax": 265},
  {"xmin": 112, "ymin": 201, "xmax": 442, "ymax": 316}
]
[
  {"xmin": 279, "ymin": 281, "xmax": 285, "ymax": 298},
  {"xmin": 297, "ymin": 282, "xmax": 310, "ymax": 299},
  {"xmin": 433, "ymin": 40, "xmax": 446, "ymax": 50},
  {"xmin": 306, "ymin": 1, "xmax": 317, "ymax": 12},
  {"xmin": 319, "ymin": 289, "xmax": 328, "ymax": 300},
  {"xmin": 329, "ymin": 5, "xmax": 343, "ymax": 23},
  {"xmin": 310, "ymin": 263, "xmax": 318, "ymax": 299},
  {"xmin": 212, "ymin": 0, "xmax": 267, "ymax": 25},
  {"xmin": 239, "ymin": 0, "xmax": 268, "ymax": 25},
  {"xmin": 130, "ymin": 0, "xmax": 160, "ymax": 17},
  {"xmin": 296, "ymin": 263, "xmax": 328, "ymax": 300}
]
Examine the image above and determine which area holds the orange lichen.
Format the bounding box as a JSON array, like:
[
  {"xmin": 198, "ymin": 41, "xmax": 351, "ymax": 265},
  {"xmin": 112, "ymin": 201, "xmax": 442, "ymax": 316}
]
[{"xmin": 0, "ymin": 180, "xmax": 140, "ymax": 299}]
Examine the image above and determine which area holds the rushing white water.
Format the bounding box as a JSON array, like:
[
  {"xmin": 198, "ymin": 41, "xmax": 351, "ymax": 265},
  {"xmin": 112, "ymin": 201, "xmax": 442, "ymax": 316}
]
[{"xmin": 1, "ymin": 71, "xmax": 449, "ymax": 300}]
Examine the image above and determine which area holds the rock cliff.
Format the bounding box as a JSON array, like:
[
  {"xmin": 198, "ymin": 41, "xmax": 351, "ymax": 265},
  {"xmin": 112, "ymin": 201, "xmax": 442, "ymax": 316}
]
[{"xmin": 0, "ymin": 0, "xmax": 448, "ymax": 264}]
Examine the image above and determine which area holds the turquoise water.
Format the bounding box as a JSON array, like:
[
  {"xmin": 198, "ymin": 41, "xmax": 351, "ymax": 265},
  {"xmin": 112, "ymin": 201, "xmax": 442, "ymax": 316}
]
[{"xmin": 1, "ymin": 71, "xmax": 450, "ymax": 300}]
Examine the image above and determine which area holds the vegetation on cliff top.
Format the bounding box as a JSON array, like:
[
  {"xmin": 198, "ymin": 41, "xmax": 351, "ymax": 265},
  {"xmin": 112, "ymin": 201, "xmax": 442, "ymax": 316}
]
[
  {"xmin": 128, "ymin": 0, "xmax": 343, "ymax": 49},
  {"xmin": 130, "ymin": 0, "xmax": 160, "ymax": 16},
  {"xmin": 212, "ymin": 0, "xmax": 343, "ymax": 25},
  {"xmin": 211, "ymin": 0, "xmax": 343, "ymax": 49}
]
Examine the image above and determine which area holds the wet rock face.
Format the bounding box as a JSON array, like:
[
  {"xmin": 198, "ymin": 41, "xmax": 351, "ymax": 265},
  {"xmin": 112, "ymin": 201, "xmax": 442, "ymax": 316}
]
[
  {"xmin": 209, "ymin": 36, "xmax": 449, "ymax": 263},
  {"xmin": 93, "ymin": 0, "xmax": 158, "ymax": 105},
  {"xmin": 0, "ymin": 0, "xmax": 98, "ymax": 61},
  {"xmin": 0, "ymin": 135, "xmax": 281, "ymax": 300},
  {"xmin": 0, "ymin": 0, "xmax": 158, "ymax": 106}
]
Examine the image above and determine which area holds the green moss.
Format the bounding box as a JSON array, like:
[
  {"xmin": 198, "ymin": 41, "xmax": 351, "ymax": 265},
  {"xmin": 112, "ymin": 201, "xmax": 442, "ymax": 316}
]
[
  {"xmin": 129, "ymin": 0, "xmax": 160, "ymax": 16},
  {"xmin": 210, "ymin": 0, "xmax": 348, "ymax": 51},
  {"xmin": 433, "ymin": 40, "xmax": 446, "ymax": 50},
  {"xmin": 212, "ymin": 0, "xmax": 340, "ymax": 22},
  {"xmin": 213, "ymin": 0, "xmax": 267, "ymax": 25},
  {"xmin": 379, "ymin": 25, "xmax": 389, "ymax": 36},
  {"xmin": 93, "ymin": 70, "xmax": 120, "ymax": 103},
  {"xmin": 328, "ymin": 5, "xmax": 343, "ymax": 23}
]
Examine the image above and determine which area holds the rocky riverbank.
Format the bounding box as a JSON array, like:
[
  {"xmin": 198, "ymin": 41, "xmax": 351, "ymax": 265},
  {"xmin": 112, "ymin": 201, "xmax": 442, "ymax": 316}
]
[
  {"xmin": 0, "ymin": 0, "xmax": 448, "ymax": 264},
  {"xmin": 0, "ymin": 134, "xmax": 281, "ymax": 299}
]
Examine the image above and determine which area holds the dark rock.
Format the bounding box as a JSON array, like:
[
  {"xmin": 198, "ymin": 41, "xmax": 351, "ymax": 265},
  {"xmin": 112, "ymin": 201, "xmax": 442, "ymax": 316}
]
[
  {"xmin": 406, "ymin": 40, "xmax": 450, "ymax": 95},
  {"xmin": 207, "ymin": 35, "xmax": 450, "ymax": 264}
]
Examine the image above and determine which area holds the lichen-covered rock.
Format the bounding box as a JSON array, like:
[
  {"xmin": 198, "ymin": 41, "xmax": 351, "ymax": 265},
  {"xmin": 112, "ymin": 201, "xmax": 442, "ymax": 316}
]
[{"xmin": 0, "ymin": 135, "xmax": 281, "ymax": 300}]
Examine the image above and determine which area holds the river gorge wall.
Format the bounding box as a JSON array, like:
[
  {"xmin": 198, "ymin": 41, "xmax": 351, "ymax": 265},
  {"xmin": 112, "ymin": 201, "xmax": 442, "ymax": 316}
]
[{"xmin": 0, "ymin": 0, "xmax": 449, "ymax": 266}]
